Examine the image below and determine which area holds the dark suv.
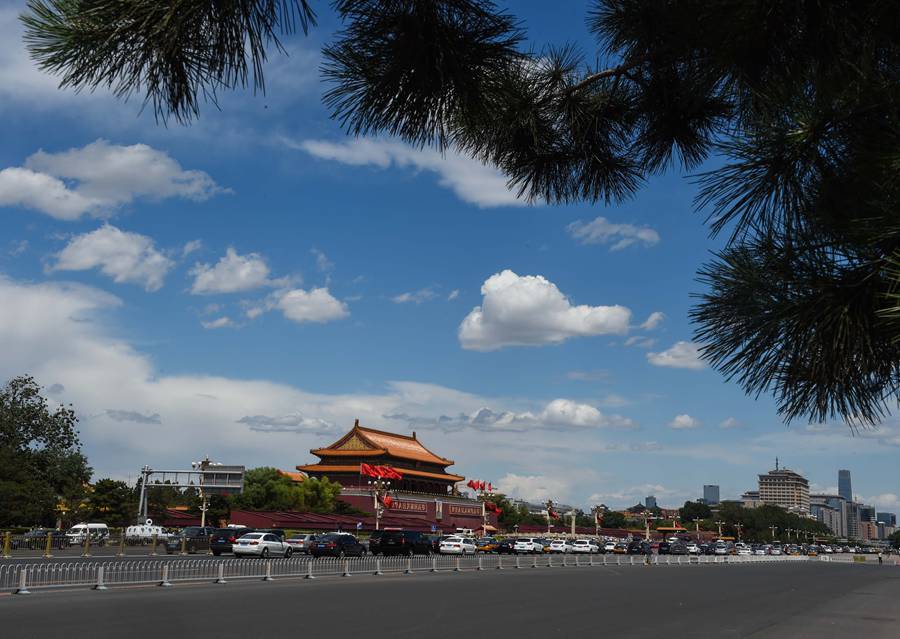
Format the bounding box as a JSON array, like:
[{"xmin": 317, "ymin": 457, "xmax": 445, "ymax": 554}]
[
  {"xmin": 166, "ymin": 526, "xmax": 217, "ymax": 554},
  {"xmin": 370, "ymin": 531, "xmax": 433, "ymax": 556},
  {"xmin": 210, "ymin": 528, "xmax": 256, "ymax": 556},
  {"xmin": 310, "ymin": 533, "xmax": 366, "ymax": 558}
]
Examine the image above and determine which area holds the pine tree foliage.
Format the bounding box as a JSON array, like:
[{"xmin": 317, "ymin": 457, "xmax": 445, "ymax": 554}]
[{"xmin": 19, "ymin": 1, "xmax": 900, "ymax": 426}]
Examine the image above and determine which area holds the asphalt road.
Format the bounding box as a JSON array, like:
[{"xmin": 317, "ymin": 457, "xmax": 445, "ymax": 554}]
[{"xmin": 2, "ymin": 562, "xmax": 897, "ymax": 638}]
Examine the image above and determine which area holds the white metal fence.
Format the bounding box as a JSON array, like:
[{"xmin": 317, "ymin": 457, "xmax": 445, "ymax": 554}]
[{"xmin": 0, "ymin": 553, "xmax": 828, "ymax": 595}]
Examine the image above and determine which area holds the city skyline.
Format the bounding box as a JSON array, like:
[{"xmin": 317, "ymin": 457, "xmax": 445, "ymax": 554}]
[{"xmin": 0, "ymin": 3, "xmax": 898, "ymax": 513}]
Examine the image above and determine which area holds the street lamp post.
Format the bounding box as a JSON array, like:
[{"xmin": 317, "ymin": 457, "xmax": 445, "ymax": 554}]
[
  {"xmin": 734, "ymin": 523, "xmax": 744, "ymax": 542},
  {"xmin": 770, "ymin": 525, "xmax": 778, "ymax": 539},
  {"xmin": 716, "ymin": 520, "xmax": 725, "ymax": 538},
  {"xmin": 545, "ymin": 500, "xmax": 555, "ymax": 534},
  {"xmin": 644, "ymin": 513, "xmax": 660, "ymax": 541},
  {"xmin": 368, "ymin": 478, "xmax": 392, "ymax": 531},
  {"xmin": 591, "ymin": 505, "xmax": 607, "ymax": 538},
  {"xmin": 479, "ymin": 484, "xmax": 495, "ymax": 536}
]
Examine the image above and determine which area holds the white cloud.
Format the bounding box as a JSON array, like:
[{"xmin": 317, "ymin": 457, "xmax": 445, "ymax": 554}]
[
  {"xmin": 201, "ymin": 317, "xmax": 235, "ymax": 330},
  {"xmin": 669, "ymin": 414, "xmax": 701, "ymax": 429},
  {"xmin": 639, "ymin": 311, "xmax": 665, "ymax": 331},
  {"xmin": 719, "ymin": 417, "xmax": 741, "ymax": 429},
  {"xmin": 624, "ymin": 336, "xmax": 657, "ymax": 348},
  {"xmin": 0, "ymin": 140, "xmax": 224, "ymax": 220},
  {"xmin": 566, "ymin": 370, "xmax": 611, "ymax": 382},
  {"xmin": 447, "ymin": 289, "xmax": 460, "ymax": 301},
  {"xmin": 458, "ymin": 270, "xmax": 631, "ymax": 351},
  {"xmin": 50, "ymin": 225, "xmax": 174, "ymax": 291},
  {"xmin": 857, "ymin": 493, "xmax": 900, "ymax": 510},
  {"xmin": 311, "ymin": 248, "xmax": 333, "ymax": 272},
  {"xmin": 237, "ymin": 413, "xmax": 335, "ymax": 434},
  {"xmin": 295, "ymin": 138, "xmax": 526, "ymax": 208},
  {"xmin": 275, "ymin": 288, "xmax": 350, "ymax": 324},
  {"xmin": 495, "ymin": 473, "xmax": 573, "ymax": 502},
  {"xmin": 182, "ymin": 240, "xmax": 203, "ymax": 257},
  {"xmin": 392, "ymin": 288, "xmax": 437, "ymax": 304},
  {"xmin": 190, "ymin": 248, "xmax": 273, "ymax": 294},
  {"xmin": 647, "ymin": 341, "xmax": 706, "ymax": 370},
  {"xmin": 567, "ymin": 216, "xmax": 660, "ymax": 250},
  {"xmin": 587, "ymin": 483, "xmax": 691, "ymax": 508}
]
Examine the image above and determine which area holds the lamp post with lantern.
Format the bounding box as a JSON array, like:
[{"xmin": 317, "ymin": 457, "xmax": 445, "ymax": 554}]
[
  {"xmin": 592, "ymin": 505, "xmax": 608, "ymax": 538},
  {"xmin": 368, "ymin": 477, "xmax": 392, "ymax": 531}
]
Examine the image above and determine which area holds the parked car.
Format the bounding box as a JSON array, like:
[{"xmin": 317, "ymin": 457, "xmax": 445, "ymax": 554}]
[
  {"xmin": 714, "ymin": 542, "xmax": 729, "ymax": 555},
  {"xmin": 571, "ymin": 539, "xmax": 600, "ymax": 554},
  {"xmin": 166, "ymin": 526, "xmax": 217, "ymax": 554},
  {"xmin": 11, "ymin": 529, "xmax": 67, "ymax": 550},
  {"xmin": 285, "ymin": 534, "xmax": 318, "ymax": 554},
  {"xmin": 613, "ymin": 542, "xmax": 628, "ymax": 554},
  {"xmin": 734, "ymin": 543, "xmax": 752, "ymax": 556},
  {"xmin": 513, "ymin": 538, "xmax": 541, "ymax": 554},
  {"xmin": 627, "ymin": 540, "xmax": 651, "ymax": 555},
  {"xmin": 475, "ymin": 538, "xmax": 499, "ymax": 553},
  {"xmin": 66, "ymin": 523, "xmax": 109, "ymax": 546},
  {"xmin": 495, "ymin": 539, "xmax": 516, "ymax": 554},
  {"xmin": 548, "ymin": 539, "xmax": 573, "ymax": 553},
  {"xmin": 310, "ymin": 533, "xmax": 366, "ymax": 558},
  {"xmin": 603, "ymin": 541, "xmax": 618, "ymax": 553},
  {"xmin": 125, "ymin": 524, "xmax": 170, "ymax": 544},
  {"xmin": 657, "ymin": 541, "xmax": 671, "ymax": 555},
  {"xmin": 440, "ymin": 536, "xmax": 477, "ymax": 554},
  {"xmin": 372, "ymin": 531, "xmax": 434, "ymax": 556},
  {"xmin": 210, "ymin": 528, "xmax": 255, "ymax": 556},
  {"xmin": 686, "ymin": 542, "xmax": 700, "ymax": 555},
  {"xmin": 232, "ymin": 532, "xmax": 293, "ymax": 558}
]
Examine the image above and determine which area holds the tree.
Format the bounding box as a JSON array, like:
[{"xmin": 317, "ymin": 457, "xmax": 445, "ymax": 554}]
[
  {"xmin": 88, "ymin": 479, "xmax": 137, "ymax": 527},
  {"xmin": 22, "ymin": 2, "xmax": 900, "ymax": 426},
  {"xmin": 889, "ymin": 530, "xmax": 900, "ymax": 550},
  {"xmin": 0, "ymin": 376, "xmax": 92, "ymax": 527},
  {"xmin": 680, "ymin": 501, "xmax": 712, "ymax": 522},
  {"xmin": 600, "ymin": 511, "xmax": 626, "ymax": 529},
  {"xmin": 230, "ymin": 467, "xmax": 342, "ymax": 512}
]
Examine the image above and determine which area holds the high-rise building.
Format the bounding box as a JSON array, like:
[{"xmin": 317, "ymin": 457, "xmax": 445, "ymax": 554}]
[
  {"xmin": 847, "ymin": 501, "xmax": 860, "ymax": 539},
  {"xmin": 703, "ymin": 485, "xmax": 720, "ymax": 505},
  {"xmin": 877, "ymin": 512, "xmax": 896, "ymax": 526},
  {"xmin": 758, "ymin": 465, "xmax": 810, "ymax": 514},
  {"xmin": 859, "ymin": 505, "xmax": 876, "ymax": 523},
  {"xmin": 645, "ymin": 495, "xmax": 657, "ymax": 509},
  {"xmin": 838, "ymin": 469, "xmax": 852, "ymax": 502},
  {"xmin": 811, "ymin": 494, "xmax": 848, "ymax": 537}
]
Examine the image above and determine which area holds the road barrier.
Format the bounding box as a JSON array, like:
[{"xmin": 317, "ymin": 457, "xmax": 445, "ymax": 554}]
[{"xmin": 0, "ymin": 553, "xmax": 833, "ymax": 595}]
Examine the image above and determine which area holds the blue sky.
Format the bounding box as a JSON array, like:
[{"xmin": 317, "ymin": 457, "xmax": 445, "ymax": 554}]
[{"xmin": 0, "ymin": 1, "xmax": 896, "ymax": 512}]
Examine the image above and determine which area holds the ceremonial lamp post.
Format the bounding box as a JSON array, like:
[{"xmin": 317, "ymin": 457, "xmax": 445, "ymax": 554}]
[
  {"xmin": 592, "ymin": 505, "xmax": 607, "ymax": 537},
  {"xmin": 734, "ymin": 522, "xmax": 744, "ymax": 542},
  {"xmin": 479, "ymin": 484, "xmax": 495, "ymax": 536},
  {"xmin": 769, "ymin": 525, "xmax": 778, "ymax": 540},
  {"xmin": 715, "ymin": 520, "xmax": 725, "ymax": 538},
  {"xmin": 644, "ymin": 513, "xmax": 660, "ymax": 541},
  {"xmin": 368, "ymin": 477, "xmax": 392, "ymax": 531},
  {"xmin": 545, "ymin": 500, "xmax": 555, "ymax": 534}
]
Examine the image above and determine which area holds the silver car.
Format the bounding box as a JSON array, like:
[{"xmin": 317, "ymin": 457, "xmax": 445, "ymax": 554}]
[{"xmin": 233, "ymin": 532, "xmax": 293, "ymax": 558}]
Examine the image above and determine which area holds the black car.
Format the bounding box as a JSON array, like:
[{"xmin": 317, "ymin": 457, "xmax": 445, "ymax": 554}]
[
  {"xmin": 370, "ymin": 531, "xmax": 432, "ymax": 556},
  {"xmin": 12, "ymin": 529, "xmax": 66, "ymax": 550},
  {"xmin": 627, "ymin": 540, "xmax": 651, "ymax": 555},
  {"xmin": 669, "ymin": 541, "xmax": 689, "ymax": 555},
  {"xmin": 495, "ymin": 539, "xmax": 516, "ymax": 554},
  {"xmin": 310, "ymin": 533, "xmax": 366, "ymax": 558},
  {"xmin": 368, "ymin": 531, "xmax": 385, "ymax": 555},
  {"xmin": 210, "ymin": 528, "xmax": 255, "ymax": 556},
  {"xmin": 166, "ymin": 526, "xmax": 217, "ymax": 554},
  {"xmin": 657, "ymin": 541, "xmax": 671, "ymax": 555}
]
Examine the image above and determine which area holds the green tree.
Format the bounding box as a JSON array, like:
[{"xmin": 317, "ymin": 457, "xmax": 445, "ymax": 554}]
[
  {"xmin": 22, "ymin": 2, "xmax": 900, "ymax": 425},
  {"xmin": 88, "ymin": 479, "xmax": 137, "ymax": 527},
  {"xmin": 680, "ymin": 501, "xmax": 712, "ymax": 522},
  {"xmin": 600, "ymin": 511, "xmax": 626, "ymax": 529},
  {"xmin": 0, "ymin": 375, "xmax": 92, "ymax": 527},
  {"xmin": 889, "ymin": 531, "xmax": 900, "ymax": 550},
  {"xmin": 230, "ymin": 467, "xmax": 342, "ymax": 512}
]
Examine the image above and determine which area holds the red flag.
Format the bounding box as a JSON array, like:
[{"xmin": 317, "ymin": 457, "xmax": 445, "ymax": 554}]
[
  {"xmin": 488, "ymin": 482, "xmax": 492, "ymax": 492},
  {"xmin": 380, "ymin": 495, "xmax": 394, "ymax": 509},
  {"xmin": 379, "ymin": 466, "xmax": 402, "ymax": 480},
  {"xmin": 549, "ymin": 509, "xmax": 560, "ymax": 520},
  {"xmin": 360, "ymin": 463, "xmax": 377, "ymax": 478},
  {"xmin": 479, "ymin": 480, "xmax": 486, "ymax": 491},
  {"xmin": 467, "ymin": 479, "xmax": 478, "ymax": 490}
]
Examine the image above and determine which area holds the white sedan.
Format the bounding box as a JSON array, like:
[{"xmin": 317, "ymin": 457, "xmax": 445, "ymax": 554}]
[
  {"xmin": 439, "ymin": 536, "xmax": 476, "ymax": 555},
  {"xmin": 571, "ymin": 539, "xmax": 600, "ymax": 554},
  {"xmin": 686, "ymin": 542, "xmax": 700, "ymax": 554},
  {"xmin": 548, "ymin": 540, "xmax": 572, "ymax": 553},
  {"xmin": 603, "ymin": 541, "xmax": 617, "ymax": 553},
  {"xmin": 233, "ymin": 532, "xmax": 293, "ymax": 558},
  {"xmin": 513, "ymin": 538, "xmax": 541, "ymax": 554}
]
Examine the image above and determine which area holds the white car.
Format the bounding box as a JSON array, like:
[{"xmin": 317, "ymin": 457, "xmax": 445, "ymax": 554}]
[
  {"xmin": 513, "ymin": 538, "xmax": 542, "ymax": 554},
  {"xmin": 66, "ymin": 523, "xmax": 109, "ymax": 545},
  {"xmin": 770, "ymin": 546, "xmax": 783, "ymax": 555},
  {"xmin": 686, "ymin": 542, "xmax": 700, "ymax": 554},
  {"xmin": 548, "ymin": 540, "xmax": 573, "ymax": 553},
  {"xmin": 714, "ymin": 542, "xmax": 729, "ymax": 555},
  {"xmin": 285, "ymin": 534, "xmax": 318, "ymax": 554},
  {"xmin": 571, "ymin": 539, "xmax": 600, "ymax": 554},
  {"xmin": 233, "ymin": 532, "xmax": 293, "ymax": 558},
  {"xmin": 439, "ymin": 536, "xmax": 476, "ymax": 554},
  {"xmin": 735, "ymin": 543, "xmax": 752, "ymax": 556},
  {"xmin": 603, "ymin": 541, "xmax": 617, "ymax": 553}
]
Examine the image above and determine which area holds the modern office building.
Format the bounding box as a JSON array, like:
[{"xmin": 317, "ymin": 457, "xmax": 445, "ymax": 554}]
[
  {"xmin": 877, "ymin": 512, "xmax": 897, "ymax": 526},
  {"xmin": 758, "ymin": 465, "xmax": 810, "ymax": 514},
  {"xmin": 703, "ymin": 484, "xmax": 720, "ymax": 505},
  {"xmin": 838, "ymin": 469, "xmax": 852, "ymax": 502},
  {"xmin": 847, "ymin": 501, "xmax": 860, "ymax": 539},
  {"xmin": 645, "ymin": 495, "xmax": 657, "ymax": 510},
  {"xmin": 811, "ymin": 494, "xmax": 848, "ymax": 537},
  {"xmin": 859, "ymin": 504, "xmax": 876, "ymax": 523}
]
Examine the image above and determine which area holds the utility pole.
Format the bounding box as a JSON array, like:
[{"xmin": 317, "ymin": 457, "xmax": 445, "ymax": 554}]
[{"xmin": 716, "ymin": 520, "xmax": 725, "ymax": 538}]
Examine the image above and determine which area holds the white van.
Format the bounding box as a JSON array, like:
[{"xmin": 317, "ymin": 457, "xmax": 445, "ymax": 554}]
[
  {"xmin": 124, "ymin": 524, "xmax": 169, "ymax": 542},
  {"xmin": 66, "ymin": 523, "xmax": 109, "ymax": 545}
]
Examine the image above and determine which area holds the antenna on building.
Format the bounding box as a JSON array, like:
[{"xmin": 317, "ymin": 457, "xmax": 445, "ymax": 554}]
[{"xmin": 775, "ymin": 457, "xmax": 779, "ymax": 471}]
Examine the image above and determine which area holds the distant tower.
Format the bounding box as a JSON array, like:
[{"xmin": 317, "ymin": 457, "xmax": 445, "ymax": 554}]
[
  {"xmin": 703, "ymin": 485, "xmax": 720, "ymax": 505},
  {"xmin": 838, "ymin": 469, "xmax": 852, "ymax": 502}
]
